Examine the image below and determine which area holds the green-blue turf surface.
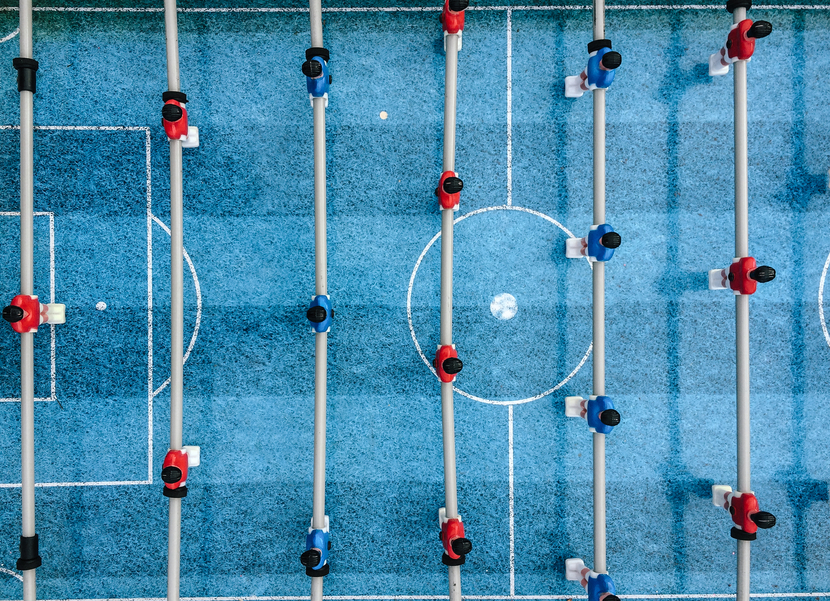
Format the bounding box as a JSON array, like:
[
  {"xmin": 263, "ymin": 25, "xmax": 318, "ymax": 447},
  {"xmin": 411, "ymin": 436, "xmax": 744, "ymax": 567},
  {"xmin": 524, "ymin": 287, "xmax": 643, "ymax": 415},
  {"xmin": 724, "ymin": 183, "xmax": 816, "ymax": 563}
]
[{"xmin": 0, "ymin": 2, "xmax": 829, "ymax": 599}]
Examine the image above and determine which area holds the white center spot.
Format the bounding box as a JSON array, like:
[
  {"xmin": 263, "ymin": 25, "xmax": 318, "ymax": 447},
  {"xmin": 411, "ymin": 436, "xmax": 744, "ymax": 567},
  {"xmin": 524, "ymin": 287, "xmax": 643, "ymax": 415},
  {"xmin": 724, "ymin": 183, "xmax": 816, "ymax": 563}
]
[
  {"xmin": 96, "ymin": 302, "xmax": 107, "ymax": 311},
  {"xmin": 490, "ymin": 293, "xmax": 518, "ymax": 320},
  {"xmin": 379, "ymin": 111, "xmax": 388, "ymax": 120}
]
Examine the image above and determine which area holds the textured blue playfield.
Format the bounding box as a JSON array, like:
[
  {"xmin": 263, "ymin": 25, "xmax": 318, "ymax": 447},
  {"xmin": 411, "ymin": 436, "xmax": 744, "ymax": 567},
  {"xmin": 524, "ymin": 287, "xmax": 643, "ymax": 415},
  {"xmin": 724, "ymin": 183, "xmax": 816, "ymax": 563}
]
[{"xmin": 0, "ymin": 1, "xmax": 829, "ymax": 599}]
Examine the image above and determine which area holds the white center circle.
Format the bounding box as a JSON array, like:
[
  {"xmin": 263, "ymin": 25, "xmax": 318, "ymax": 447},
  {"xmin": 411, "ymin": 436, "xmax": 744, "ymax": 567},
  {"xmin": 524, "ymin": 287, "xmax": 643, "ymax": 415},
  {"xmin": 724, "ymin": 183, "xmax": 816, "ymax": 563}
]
[
  {"xmin": 406, "ymin": 204, "xmax": 593, "ymax": 406},
  {"xmin": 491, "ymin": 293, "xmax": 518, "ymax": 320}
]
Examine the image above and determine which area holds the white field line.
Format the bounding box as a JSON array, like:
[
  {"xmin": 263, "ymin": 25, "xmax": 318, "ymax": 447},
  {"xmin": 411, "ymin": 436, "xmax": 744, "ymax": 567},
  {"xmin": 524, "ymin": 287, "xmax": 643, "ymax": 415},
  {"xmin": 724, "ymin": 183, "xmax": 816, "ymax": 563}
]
[
  {"xmin": 406, "ymin": 204, "xmax": 591, "ymax": 406},
  {"xmin": 0, "ymin": 126, "xmax": 154, "ymax": 487},
  {"xmin": 0, "ymin": 5, "xmax": 828, "ymax": 12},
  {"xmin": 506, "ymin": 8, "xmax": 513, "ymax": 207},
  {"xmin": 0, "ymin": 211, "xmax": 56, "ymax": 403},
  {"xmin": 508, "ymin": 405, "xmax": 515, "ymax": 597},
  {"xmin": 148, "ymin": 215, "xmax": 203, "ymax": 399},
  {"xmin": 0, "ymin": 27, "xmax": 19, "ymax": 43},
  {"xmin": 0, "ymin": 567, "xmax": 22, "ymax": 582},
  {"xmin": 3, "ymin": 594, "xmax": 830, "ymax": 601},
  {"xmin": 819, "ymin": 248, "xmax": 830, "ymax": 348},
  {"xmin": 145, "ymin": 128, "xmax": 154, "ymax": 483}
]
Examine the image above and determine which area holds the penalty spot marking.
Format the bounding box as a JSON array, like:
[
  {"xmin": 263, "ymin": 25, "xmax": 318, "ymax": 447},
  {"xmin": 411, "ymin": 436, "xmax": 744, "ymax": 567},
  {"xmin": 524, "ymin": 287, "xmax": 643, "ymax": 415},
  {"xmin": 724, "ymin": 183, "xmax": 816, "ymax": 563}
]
[
  {"xmin": 491, "ymin": 293, "xmax": 518, "ymax": 320},
  {"xmin": 407, "ymin": 204, "xmax": 593, "ymax": 406}
]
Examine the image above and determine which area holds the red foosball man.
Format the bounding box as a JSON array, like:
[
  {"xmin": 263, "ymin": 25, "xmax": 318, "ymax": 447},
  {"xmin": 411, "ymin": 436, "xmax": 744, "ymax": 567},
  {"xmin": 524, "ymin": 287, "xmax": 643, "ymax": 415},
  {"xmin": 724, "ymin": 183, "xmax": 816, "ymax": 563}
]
[{"xmin": 3, "ymin": 295, "xmax": 64, "ymax": 333}]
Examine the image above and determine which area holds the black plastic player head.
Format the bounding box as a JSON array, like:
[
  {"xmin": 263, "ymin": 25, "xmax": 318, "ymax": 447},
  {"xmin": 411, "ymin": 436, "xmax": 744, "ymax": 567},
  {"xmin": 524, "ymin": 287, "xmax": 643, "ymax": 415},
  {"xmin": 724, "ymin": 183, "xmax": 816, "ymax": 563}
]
[
  {"xmin": 751, "ymin": 511, "xmax": 776, "ymax": 529},
  {"xmin": 750, "ymin": 265, "xmax": 776, "ymax": 283},
  {"xmin": 748, "ymin": 20, "xmax": 773, "ymax": 39},
  {"xmin": 307, "ymin": 306, "xmax": 328, "ymax": 323},
  {"xmin": 601, "ymin": 51, "xmax": 622, "ymax": 70},
  {"xmin": 605, "ymin": 596, "xmax": 621, "ymax": 601},
  {"xmin": 161, "ymin": 466, "xmax": 183, "ymax": 484},
  {"xmin": 300, "ymin": 549, "xmax": 322, "ymax": 567},
  {"xmin": 726, "ymin": 0, "xmax": 751, "ymax": 13},
  {"xmin": 305, "ymin": 47, "xmax": 330, "ymax": 62},
  {"xmin": 443, "ymin": 177, "xmax": 464, "ymax": 194},
  {"xmin": 302, "ymin": 60, "xmax": 323, "ymax": 78},
  {"xmin": 162, "ymin": 103, "xmax": 183, "ymax": 123},
  {"xmin": 588, "ymin": 39, "xmax": 612, "ymax": 53},
  {"xmin": 443, "ymin": 357, "xmax": 463, "ymax": 375},
  {"xmin": 162, "ymin": 91, "xmax": 188, "ymax": 103},
  {"xmin": 600, "ymin": 232, "xmax": 621, "ymax": 249},
  {"xmin": 451, "ymin": 537, "xmax": 473, "ymax": 555},
  {"xmin": 599, "ymin": 409, "xmax": 621, "ymax": 427},
  {"xmin": 2, "ymin": 305, "xmax": 23, "ymax": 323},
  {"xmin": 449, "ymin": 0, "xmax": 469, "ymax": 11}
]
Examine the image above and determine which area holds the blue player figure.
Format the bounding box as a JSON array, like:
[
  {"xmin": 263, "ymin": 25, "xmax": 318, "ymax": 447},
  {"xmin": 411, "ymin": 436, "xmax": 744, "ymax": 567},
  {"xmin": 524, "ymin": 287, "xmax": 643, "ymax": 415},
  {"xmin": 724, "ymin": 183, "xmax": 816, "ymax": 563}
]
[
  {"xmin": 565, "ymin": 224, "xmax": 621, "ymax": 262},
  {"xmin": 302, "ymin": 47, "xmax": 331, "ymax": 107},
  {"xmin": 566, "ymin": 558, "xmax": 620, "ymax": 601},
  {"xmin": 565, "ymin": 395, "xmax": 620, "ymax": 434},
  {"xmin": 565, "ymin": 40, "xmax": 622, "ymax": 99},
  {"xmin": 300, "ymin": 516, "xmax": 331, "ymax": 577},
  {"xmin": 307, "ymin": 295, "xmax": 333, "ymax": 333}
]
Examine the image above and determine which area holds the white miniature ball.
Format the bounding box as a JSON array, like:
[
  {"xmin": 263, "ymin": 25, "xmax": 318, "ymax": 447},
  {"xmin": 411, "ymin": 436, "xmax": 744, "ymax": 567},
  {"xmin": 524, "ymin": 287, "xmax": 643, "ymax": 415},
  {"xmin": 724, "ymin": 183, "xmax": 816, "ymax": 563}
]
[
  {"xmin": 96, "ymin": 302, "xmax": 107, "ymax": 311},
  {"xmin": 490, "ymin": 293, "xmax": 517, "ymax": 320}
]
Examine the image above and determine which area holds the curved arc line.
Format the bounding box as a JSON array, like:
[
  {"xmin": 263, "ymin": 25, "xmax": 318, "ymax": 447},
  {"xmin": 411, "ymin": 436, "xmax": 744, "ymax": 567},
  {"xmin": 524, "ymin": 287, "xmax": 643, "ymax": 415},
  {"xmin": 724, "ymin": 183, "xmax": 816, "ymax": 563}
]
[
  {"xmin": 150, "ymin": 214, "xmax": 203, "ymax": 398},
  {"xmin": 406, "ymin": 204, "xmax": 593, "ymax": 406}
]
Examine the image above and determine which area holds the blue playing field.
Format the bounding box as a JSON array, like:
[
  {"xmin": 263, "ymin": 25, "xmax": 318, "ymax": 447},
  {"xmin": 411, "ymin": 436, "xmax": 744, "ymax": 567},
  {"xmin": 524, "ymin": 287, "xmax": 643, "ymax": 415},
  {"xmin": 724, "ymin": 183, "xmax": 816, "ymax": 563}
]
[{"xmin": 0, "ymin": 2, "xmax": 829, "ymax": 599}]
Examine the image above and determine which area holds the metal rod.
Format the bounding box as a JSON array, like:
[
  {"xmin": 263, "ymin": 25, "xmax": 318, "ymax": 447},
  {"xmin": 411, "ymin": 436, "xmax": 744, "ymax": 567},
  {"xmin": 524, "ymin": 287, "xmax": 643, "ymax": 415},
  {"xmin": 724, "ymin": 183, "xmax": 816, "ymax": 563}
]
[
  {"xmin": 443, "ymin": 34, "xmax": 459, "ymax": 173},
  {"xmin": 731, "ymin": 7, "xmax": 750, "ymax": 601},
  {"xmin": 163, "ymin": 3, "xmax": 184, "ymax": 601},
  {"xmin": 18, "ymin": 2, "xmax": 36, "ymax": 600},
  {"xmin": 308, "ymin": 4, "xmax": 328, "ymax": 601},
  {"xmin": 440, "ymin": 28, "xmax": 462, "ymax": 601},
  {"xmin": 591, "ymin": 0, "xmax": 608, "ymax": 577},
  {"xmin": 312, "ymin": 332, "xmax": 327, "ymax": 527},
  {"xmin": 313, "ymin": 97, "xmax": 327, "ymax": 296}
]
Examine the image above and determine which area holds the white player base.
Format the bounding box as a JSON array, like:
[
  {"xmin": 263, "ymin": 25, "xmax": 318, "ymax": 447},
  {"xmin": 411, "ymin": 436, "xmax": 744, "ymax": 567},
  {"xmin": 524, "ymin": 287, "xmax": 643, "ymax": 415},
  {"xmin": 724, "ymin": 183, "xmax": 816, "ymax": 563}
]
[
  {"xmin": 182, "ymin": 126, "xmax": 200, "ymax": 148},
  {"xmin": 709, "ymin": 268, "xmax": 728, "ymax": 290},
  {"xmin": 565, "ymin": 237, "xmax": 585, "ymax": 258},
  {"xmin": 564, "ymin": 75, "xmax": 585, "ymax": 99},
  {"xmin": 183, "ymin": 445, "xmax": 201, "ymax": 467},
  {"xmin": 46, "ymin": 303, "xmax": 65, "ymax": 324},
  {"xmin": 709, "ymin": 53, "xmax": 729, "ymax": 76},
  {"xmin": 712, "ymin": 484, "xmax": 732, "ymax": 506},
  {"xmin": 565, "ymin": 557, "xmax": 586, "ymax": 581},
  {"xmin": 565, "ymin": 396, "xmax": 584, "ymax": 418}
]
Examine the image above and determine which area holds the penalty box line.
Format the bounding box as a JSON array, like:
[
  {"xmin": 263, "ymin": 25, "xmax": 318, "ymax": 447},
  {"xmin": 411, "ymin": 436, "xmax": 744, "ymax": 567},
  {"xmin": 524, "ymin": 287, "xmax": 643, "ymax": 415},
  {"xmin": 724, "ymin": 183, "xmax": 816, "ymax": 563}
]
[
  {"xmin": 0, "ymin": 211, "xmax": 55, "ymax": 404},
  {"xmin": 0, "ymin": 125, "xmax": 153, "ymax": 489}
]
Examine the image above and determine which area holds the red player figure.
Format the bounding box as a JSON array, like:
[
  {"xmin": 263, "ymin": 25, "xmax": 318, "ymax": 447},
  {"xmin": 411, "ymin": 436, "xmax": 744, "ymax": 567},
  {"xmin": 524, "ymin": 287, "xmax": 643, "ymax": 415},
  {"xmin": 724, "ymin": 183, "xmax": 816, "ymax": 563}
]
[
  {"xmin": 438, "ymin": 507, "xmax": 472, "ymax": 565},
  {"xmin": 2, "ymin": 295, "xmax": 65, "ymax": 333},
  {"xmin": 712, "ymin": 485, "xmax": 776, "ymax": 540},
  {"xmin": 709, "ymin": 19, "xmax": 772, "ymax": 76},
  {"xmin": 708, "ymin": 257, "xmax": 775, "ymax": 295},
  {"xmin": 440, "ymin": 0, "xmax": 468, "ymax": 35},
  {"xmin": 434, "ymin": 345, "xmax": 463, "ymax": 383},
  {"xmin": 161, "ymin": 446, "xmax": 200, "ymax": 498},
  {"xmin": 162, "ymin": 98, "xmax": 189, "ymax": 141},
  {"xmin": 435, "ymin": 171, "xmax": 463, "ymax": 211}
]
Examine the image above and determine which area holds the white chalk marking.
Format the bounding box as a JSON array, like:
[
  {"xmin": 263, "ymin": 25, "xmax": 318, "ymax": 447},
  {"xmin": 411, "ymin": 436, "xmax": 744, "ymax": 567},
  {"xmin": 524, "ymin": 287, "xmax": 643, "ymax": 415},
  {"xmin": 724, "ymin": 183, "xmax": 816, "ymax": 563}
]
[
  {"xmin": 0, "ymin": 27, "xmax": 19, "ymax": 43},
  {"xmin": 0, "ymin": 125, "xmax": 153, "ymax": 487},
  {"xmin": 819, "ymin": 248, "xmax": 830, "ymax": 349},
  {"xmin": 508, "ymin": 405, "xmax": 515, "ymax": 596},
  {"xmin": 149, "ymin": 215, "xmax": 202, "ymax": 399},
  {"xmin": 407, "ymin": 204, "xmax": 593, "ymax": 406},
  {"xmin": 0, "ymin": 567, "xmax": 22, "ymax": 582},
  {"xmin": 506, "ymin": 9, "xmax": 513, "ymax": 206}
]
